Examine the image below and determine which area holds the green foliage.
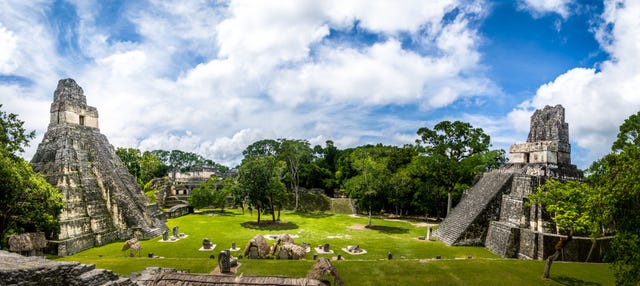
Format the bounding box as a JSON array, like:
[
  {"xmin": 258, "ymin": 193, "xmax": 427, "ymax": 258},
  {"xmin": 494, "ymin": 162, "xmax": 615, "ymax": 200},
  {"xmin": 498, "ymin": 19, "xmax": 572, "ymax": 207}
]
[
  {"xmin": 0, "ymin": 105, "xmax": 63, "ymax": 247},
  {"xmin": 527, "ymin": 179, "xmax": 597, "ymax": 236},
  {"xmin": 0, "ymin": 104, "xmax": 35, "ymax": 154},
  {"xmin": 415, "ymin": 120, "xmax": 505, "ymax": 216},
  {"xmin": 278, "ymin": 139, "xmax": 312, "ymax": 210},
  {"xmin": 238, "ymin": 156, "xmax": 287, "ymax": 223},
  {"xmin": 608, "ymin": 232, "xmax": 640, "ymax": 285},
  {"xmin": 585, "ymin": 111, "xmax": 640, "ymax": 286},
  {"xmin": 188, "ymin": 177, "xmax": 230, "ymax": 212},
  {"xmin": 612, "ymin": 111, "xmax": 640, "ymax": 152}
]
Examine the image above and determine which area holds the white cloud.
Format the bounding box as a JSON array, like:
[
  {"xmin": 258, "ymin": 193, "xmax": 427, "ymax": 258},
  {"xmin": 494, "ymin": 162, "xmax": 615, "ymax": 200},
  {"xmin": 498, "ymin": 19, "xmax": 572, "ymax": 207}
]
[
  {"xmin": 509, "ymin": 0, "xmax": 640, "ymax": 167},
  {"xmin": 519, "ymin": 0, "xmax": 573, "ymax": 19},
  {"xmin": 1, "ymin": 0, "xmax": 497, "ymax": 167},
  {"xmin": 0, "ymin": 25, "xmax": 18, "ymax": 73}
]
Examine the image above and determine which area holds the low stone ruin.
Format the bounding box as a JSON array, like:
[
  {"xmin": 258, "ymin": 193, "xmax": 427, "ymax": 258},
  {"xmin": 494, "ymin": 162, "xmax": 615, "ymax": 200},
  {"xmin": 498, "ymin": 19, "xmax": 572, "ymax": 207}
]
[
  {"xmin": 0, "ymin": 250, "xmax": 133, "ymax": 285},
  {"xmin": 243, "ymin": 234, "xmax": 270, "ymax": 259},
  {"xmin": 433, "ymin": 105, "xmax": 611, "ymax": 262},
  {"xmin": 1, "ymin": 250, "xmax": 338, "ymax": 285},
  {"xmin": 122, "ymin": 237, "xmax": 142, "ymax": 257},
  {"xmin": 306, "ymin": 258, "xmax": 345, "ymax": 286},
  {"xmin": 7, "ymin": 232, "xmax": 47, "ymax": 256}
]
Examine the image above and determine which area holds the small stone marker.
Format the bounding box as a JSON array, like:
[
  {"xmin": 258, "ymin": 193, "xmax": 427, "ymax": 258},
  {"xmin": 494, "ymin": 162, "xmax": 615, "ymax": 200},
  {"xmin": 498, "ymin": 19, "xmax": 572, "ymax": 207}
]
[
  {"xmin": 337, "ymin": 254, "xmax": 342, "ymax": 260},
  {"xmin": 427, "ymin": 226, "xmax": 433, "ymax": 240},
  {"xmin": 323, "ymin": 243, "xmax": 330, "ymax": 252},
  {"xmin": 232, "ymin": 241, "xmax": 236, "ymax": 250},
  {"xmin": 313, "ymin": 254, "xmax": 318, "ymax": 260},
  {"xmin": 219, "ymin": 250, "xmax": 231, "ymax": 273},
  {"xmin": 162, "ymin": 230, "xmax": 168, "ymax": 241},
  {"xmin": 203, "ymin": 238, "xmax": 212, "ymax": 249},
  {"xmin": 172, "ymin": 226, "xmax": 179, "ymax": 238},
  {"xmin": 388, "ymin": 251, "xmax": 392, "ymax": 260}
]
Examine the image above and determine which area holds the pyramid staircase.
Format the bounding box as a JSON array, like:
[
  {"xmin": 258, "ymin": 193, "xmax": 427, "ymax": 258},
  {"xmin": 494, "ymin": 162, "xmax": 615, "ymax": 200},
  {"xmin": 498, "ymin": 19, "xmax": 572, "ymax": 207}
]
[{"xmin": 433, "ymin": 171, "xmax": 514, "ymax": 246}]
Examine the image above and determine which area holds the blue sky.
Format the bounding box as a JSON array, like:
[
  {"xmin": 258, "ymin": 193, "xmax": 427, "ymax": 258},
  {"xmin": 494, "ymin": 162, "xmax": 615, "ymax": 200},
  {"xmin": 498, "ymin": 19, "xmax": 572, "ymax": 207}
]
[{"xmin": 1, "ymin": 0, "xmax": 639, "ymax": 168}]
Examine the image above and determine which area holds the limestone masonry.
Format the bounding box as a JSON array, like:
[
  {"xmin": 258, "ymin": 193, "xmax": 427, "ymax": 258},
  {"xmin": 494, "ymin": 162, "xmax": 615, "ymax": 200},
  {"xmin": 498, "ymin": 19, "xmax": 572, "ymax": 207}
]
[
  {"xmin": 434, "ymin": 104, "xmax": 610, "ymax": 262},
  {"xmin": 31, "ymin": 78, "xmax": 167, "ymax": 255}
]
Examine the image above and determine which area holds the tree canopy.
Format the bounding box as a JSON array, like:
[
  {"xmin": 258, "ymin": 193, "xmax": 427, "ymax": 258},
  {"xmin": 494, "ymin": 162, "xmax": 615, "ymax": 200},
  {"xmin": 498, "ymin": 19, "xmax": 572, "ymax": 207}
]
[
  {"xmin": 416, "ymin": 120, "xmax": 504, "ymax": 216},
  {"xmin": 0, "ymin": 105, "xmax": 63, "ymax": 248}
]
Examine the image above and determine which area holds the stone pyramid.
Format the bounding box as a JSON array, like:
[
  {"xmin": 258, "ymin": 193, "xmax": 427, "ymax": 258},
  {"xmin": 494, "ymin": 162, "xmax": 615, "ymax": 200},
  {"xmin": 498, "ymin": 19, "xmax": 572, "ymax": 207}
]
[
  {"xmin": 433, "ymin": 105, "xmax": 598, "ymax": 261},
  {"xmin": 31, "ymin": 78, "xmax": 167, "ymax": 255}
]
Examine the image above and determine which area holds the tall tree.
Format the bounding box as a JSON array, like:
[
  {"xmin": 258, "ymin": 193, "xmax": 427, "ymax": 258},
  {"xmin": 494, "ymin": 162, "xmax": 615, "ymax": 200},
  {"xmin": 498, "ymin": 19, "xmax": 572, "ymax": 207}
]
[
  {"xmin": 278, "ymin": 139, "xmax": 312, "ymax": 210},
  {"xmin": 416, "ymin": 121, "xmax": 495, "ymax": 216},
  {"xmin": 343, "ymin": 147, "xmax": 391, "ymax": 226},
  {"xmin": 238, "ymin": 156, "xmax": 286, "ymax": 223},
  {"xmin": 242, "ymin": 139, "xmax": 280, "ymax": 160},
  {"xmin": 0, "ymin": 105, "xmax": 63, "ymax": 247},
  {"xmin": 585, "ymin": 111, "xmax": 640, "ymax": 285}
]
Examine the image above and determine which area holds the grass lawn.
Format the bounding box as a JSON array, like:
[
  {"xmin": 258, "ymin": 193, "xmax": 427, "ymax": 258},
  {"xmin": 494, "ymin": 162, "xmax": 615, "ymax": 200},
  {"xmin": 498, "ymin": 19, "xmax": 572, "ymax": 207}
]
[{"xmin": 54, "ymin": 209, "xmax": 614, "ymax": 285}]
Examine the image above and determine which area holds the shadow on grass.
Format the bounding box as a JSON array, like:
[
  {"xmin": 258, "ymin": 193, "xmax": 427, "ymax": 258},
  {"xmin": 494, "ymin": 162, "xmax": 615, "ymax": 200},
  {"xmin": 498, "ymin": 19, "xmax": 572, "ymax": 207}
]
[
  {"xmin": 194, "ymin": 210, "xmax": 239, "ymax": 216},
  {"xmin": 551, "ymin": 276, "xmax": 601, "ymax": 286},
  {"xmin": 365, "ymin": 225, "xmax": 409, "ymax": 234},
  {"xmin": 292, "ymin": 212, "xmax": 335, "ymax": 219},
  {"xmin": 241, "ymin": 221, "xmax": 299, "ymax": 230}
]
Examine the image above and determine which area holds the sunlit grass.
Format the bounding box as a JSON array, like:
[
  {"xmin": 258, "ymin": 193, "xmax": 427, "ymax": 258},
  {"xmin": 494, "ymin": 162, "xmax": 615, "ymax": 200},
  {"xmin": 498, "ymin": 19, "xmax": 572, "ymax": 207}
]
[{"xmin": 54, "ymin": 209, "xmax": 614, "ymax": 285}]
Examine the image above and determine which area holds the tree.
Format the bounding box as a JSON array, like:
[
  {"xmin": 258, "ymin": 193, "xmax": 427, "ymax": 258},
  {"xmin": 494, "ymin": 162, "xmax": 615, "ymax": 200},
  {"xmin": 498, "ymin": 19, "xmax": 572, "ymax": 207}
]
[
  {"xmin": 189, "ymin": 177, "xmax": 230, "ymax": 212},
  {"xmin": 588, "ymin": 111, "xmax": 640, "ymax": 285},
  {"xmin": 588, "ymin": 148, "xmax": 640, "ymax": 285},
  {"xmin": 189, "ymin": 177, "xmax": 218, "ymax": 210},
  {"xmin": 278, "ymin": 139, "xmax": 312, "ymax": 210},
  {"xmin": 0, "ymin": 104, "xmax": 34, "ymax": 154},
  {"xmin": 242, "ymin": 139, "xmax": 280, "ymax": 160},
  {"xmin": 238, "ymin": 156, "xmax": 286, "ymax": 224},
  {"xmin": 526, "ymin": 179, "xmax": 601, "ymax": 279},
  {"xmin": 416, "ymin": 121, "xmax": 497, "ymax": 217},
  {"xmin": 343, "ymin": 147, "xmax": 391, "ymax": 226},
  {"xmin": 116, "ymin": 148, "xmax": 142, "ymax": 180},
  {"xmin": 0, "ymin": 105, "xmax": 63, "ymax": 248}
]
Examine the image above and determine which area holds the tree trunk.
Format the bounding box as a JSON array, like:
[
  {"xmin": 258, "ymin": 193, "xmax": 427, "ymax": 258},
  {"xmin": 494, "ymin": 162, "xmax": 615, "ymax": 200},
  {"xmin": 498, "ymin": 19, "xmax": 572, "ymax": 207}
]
[
  {"xmin": 586, "ymin": 238, "xmax": 597, "ymax": 262},
  {"xmin": 277, "ymin": 205, "xmax": 281, "ymax": 221},
  {"xmin": 295, "ymin": 186, "xmax": 299, "ymax": 211},
  {"xmin": 368, "ymin": 205, "xmax": 372, "ymax": 227},
  {"xmin": 544, "ymin": 234, "xmax": 572, "ymax": 279},
  {"xmin": 543, "ymin": 250, "xmax": 560, "ymax": 279},
  {"xmin": 446, "ymin": 191, "xmax": 452, "ymax": 217},
  {"xmin": 257, "ymin": 207, "xmax": 261, "ymax": 224}
]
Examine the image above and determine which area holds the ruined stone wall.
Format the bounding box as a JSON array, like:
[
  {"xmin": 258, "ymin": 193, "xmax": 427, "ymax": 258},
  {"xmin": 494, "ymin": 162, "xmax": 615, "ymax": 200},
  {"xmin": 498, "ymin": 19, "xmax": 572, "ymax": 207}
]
[
  {"xmin": 0, "ymin": 251, "xmax": 134, "ymax": 285},
  {"xmin": 527, "ymin": 104, "xmax": 569, "ymax": 143},
  {"xmin": 486, "ymin": 224, "xmax": 611, "ymax": 262}
]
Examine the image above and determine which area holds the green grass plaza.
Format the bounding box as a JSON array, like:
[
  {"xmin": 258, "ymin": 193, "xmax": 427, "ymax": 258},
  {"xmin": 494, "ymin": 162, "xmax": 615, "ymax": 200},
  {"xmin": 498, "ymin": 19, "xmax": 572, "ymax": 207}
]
[{"xmin": 54, "ymin": 209, "xmax": 614, "ymax": 285}]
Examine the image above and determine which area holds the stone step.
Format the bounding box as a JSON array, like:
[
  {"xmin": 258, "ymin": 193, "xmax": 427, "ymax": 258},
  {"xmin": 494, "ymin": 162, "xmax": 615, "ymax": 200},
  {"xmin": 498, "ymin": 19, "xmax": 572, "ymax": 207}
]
[
  {"xmin": 78, "ymin": 268, "xmax": 120, "ymax": 285},
  {"xmin": 101, "ymin": 277, "xmax": 136, "ymax": 286},
  {"xmin": 434, "ymin": 171, "xmax": 514, "ymax": 245}
]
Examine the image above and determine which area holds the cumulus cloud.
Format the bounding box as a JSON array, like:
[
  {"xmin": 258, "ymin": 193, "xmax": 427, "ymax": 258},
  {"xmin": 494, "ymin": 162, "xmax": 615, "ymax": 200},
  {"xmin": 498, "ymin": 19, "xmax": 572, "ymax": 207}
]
[
  {"xmin": 509, "ymin": 0, "xmax": 640, "ymax": 167},
  {"xmin": 1, "ymin": 0, "xmax": 498, "ymax": 167},
  {"xmin": 519, "ymin": 0, "xmax": 573, "ymax": 19}
]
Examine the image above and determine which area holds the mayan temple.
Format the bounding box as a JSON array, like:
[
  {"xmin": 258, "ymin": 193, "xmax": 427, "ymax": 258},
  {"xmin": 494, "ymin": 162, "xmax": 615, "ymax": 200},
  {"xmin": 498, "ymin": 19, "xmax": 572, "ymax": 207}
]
[
  {"xmin": 433, "ymin": 105, "xmax": 610, "ymax": 262},
  {"xmin": 31, "ymin": 78, "xmax": 167, "ymax": 255}
]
